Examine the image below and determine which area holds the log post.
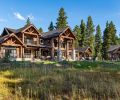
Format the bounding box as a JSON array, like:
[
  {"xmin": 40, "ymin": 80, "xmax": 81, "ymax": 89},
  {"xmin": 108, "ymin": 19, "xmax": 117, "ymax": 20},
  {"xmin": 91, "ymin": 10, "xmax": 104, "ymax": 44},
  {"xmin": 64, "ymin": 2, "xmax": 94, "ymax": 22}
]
[
  {"xmin": 17, "ymin": 47, "xmax": 19, "ymax": 58},
  {"xmin": 20, "ymin": 46, "xmax": 22, "ymax": 58},
  {"xmin": 22, "ymin": 33, "xmax": 24, "ymax": 43},
  {"xmin": 22, "ymin": 47, "xmax": 24, "ymax": 58},
  {"xmin": 38, "ymin": 48, "xmax": 41, "ymax": 59},
  {"xmin": 51, "ymin": 38, "xmax": 54, "ymax": 60},
  {"xmin": 66, "ymin": 40, "xmax": 69, "ymax": 60}
]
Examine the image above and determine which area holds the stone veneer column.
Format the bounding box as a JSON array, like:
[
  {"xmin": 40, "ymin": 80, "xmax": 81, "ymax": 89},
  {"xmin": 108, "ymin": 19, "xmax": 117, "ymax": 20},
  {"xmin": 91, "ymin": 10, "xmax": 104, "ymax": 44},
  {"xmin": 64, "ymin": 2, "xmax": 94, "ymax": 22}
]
[
  {"xmin": 57, "ymin": 38, "xmax": 62, "ymax": 61},
  {"xmin": 39, "ymin": 48, "xmax": 41, "ymax": 59},
  {"xmin": 66, "ymin": 41, "xmax": 69, "ymax": 60},
  {"xmin": 72, "ymin": 49, "xmax": 76, "ymax": 61},
  {"xmin": 72, "ymin": 40, "xmax": 76, "ymax": 61}
]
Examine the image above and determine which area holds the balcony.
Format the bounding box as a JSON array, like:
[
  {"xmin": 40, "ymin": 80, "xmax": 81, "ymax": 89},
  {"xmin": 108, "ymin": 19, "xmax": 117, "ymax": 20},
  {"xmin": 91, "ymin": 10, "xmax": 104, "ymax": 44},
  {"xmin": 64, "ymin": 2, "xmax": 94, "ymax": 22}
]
[{"xmin": 25, "ymin": 39, "xmax": 37, "ymax": 45}]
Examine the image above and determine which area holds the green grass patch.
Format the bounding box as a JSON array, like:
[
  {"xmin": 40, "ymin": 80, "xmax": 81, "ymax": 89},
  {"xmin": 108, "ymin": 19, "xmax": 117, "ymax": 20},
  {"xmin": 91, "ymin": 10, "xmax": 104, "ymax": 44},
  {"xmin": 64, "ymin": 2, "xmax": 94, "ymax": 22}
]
[{"xmin": 0, "ymin": 61, "xmax": 120, "ymax": 99}]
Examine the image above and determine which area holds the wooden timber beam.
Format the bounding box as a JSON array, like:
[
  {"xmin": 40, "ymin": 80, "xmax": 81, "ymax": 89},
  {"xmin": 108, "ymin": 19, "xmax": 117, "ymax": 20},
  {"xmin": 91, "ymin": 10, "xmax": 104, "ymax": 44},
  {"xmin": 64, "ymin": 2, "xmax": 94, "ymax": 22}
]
[
  {"xmin": 61, "ymin": 36, "xmax": 74, "ymax": 40},
  {"xmin": 2, "ymin": 44, "xmax": 21, "ymax": 47},
  {"xmin": 51, "ymin": 38, "xmax": 54, "ymax": 60},
  {"xmin": 23, "ymin": 32, "xmax": 38, "ymax": 36}
]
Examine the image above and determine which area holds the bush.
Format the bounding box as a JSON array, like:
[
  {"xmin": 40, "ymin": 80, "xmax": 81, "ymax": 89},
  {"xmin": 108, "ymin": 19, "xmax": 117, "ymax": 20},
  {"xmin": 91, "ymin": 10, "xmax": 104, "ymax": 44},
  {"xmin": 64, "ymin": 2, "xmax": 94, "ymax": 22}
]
[{"xmin": 1, "ymin": 52, "xmax": 10, "ymax": 63}]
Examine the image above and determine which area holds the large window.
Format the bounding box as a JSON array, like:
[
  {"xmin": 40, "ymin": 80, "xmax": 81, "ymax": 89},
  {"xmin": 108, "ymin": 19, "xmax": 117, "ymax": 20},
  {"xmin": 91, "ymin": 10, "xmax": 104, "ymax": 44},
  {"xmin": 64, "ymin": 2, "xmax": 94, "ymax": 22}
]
[
  {"xmin": 61, "ymin": 42, "xmax": 66, "ymax": 48},
  {"xmin": 5, "ymin": 48, "xmax": 17, "ymax": 58},
  {"xmin": 25, "ymin": 38, "xmax": 33, "ymax": 45},
  {"xmin": 24, "ymin": 49, "xmax": 31, "ymax": 58},
  {"xmin": 25, "ymin": 37, "xmax": 37, "ymax": 45}
]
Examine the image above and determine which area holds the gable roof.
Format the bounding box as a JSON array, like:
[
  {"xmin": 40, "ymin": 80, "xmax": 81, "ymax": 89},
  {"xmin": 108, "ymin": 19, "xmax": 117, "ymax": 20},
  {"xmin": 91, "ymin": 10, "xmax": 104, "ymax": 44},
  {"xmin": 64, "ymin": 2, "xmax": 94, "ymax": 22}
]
[
  {"xmin": 0, "ymin": 33, "xmax": 25, "ymax": 47},
  {"xmin": 76, "ymin": 46, "xmax": 92, "ymax": 53},
  {"xmin": 1, "ymin": 24, "xmax": 41, "ymax": 36},
  {"xmin": 41, "ymin": 27, "xmax": 75, "ymax": 39},
  {"xmin": 108, "ymin": 45, "xmax": 120, "ymax": 52},
  {"xmin": 6, "ymin": 28, "xmax": 16, "ymax": 33}
]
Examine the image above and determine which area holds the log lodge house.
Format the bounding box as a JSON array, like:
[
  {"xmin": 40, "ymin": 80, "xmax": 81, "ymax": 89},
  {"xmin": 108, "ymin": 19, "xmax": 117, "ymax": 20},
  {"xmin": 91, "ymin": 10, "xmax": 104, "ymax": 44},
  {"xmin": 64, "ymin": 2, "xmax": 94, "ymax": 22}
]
[
  {"xmin": 0, "ymin": 24, "xmax": 92, "ymax": 61},
  {"xmin": 108, "ymin": 45, "xmax": 120, "ymax": 60}
]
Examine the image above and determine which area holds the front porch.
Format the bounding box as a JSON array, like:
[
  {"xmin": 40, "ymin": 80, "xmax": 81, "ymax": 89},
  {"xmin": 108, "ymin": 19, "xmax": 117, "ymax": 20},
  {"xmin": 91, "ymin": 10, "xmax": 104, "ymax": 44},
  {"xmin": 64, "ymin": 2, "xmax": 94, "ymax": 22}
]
[{"xmin": 0, "ymin": 46, "xmax": 41, "ymax": 61}]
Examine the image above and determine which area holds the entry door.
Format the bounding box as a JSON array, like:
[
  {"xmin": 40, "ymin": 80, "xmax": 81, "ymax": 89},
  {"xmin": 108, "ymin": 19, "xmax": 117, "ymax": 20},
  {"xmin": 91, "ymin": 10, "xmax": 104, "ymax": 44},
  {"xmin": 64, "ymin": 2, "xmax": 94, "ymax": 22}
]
[{"xmin": 33, "ymin": 50, "xmax": 38, "ymax": 58}]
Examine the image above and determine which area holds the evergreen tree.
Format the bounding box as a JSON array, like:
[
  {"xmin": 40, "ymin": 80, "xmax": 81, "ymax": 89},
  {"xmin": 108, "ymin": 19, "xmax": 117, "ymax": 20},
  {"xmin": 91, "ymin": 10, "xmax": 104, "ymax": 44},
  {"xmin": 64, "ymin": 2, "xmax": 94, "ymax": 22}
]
[
  {"xmin": 85, "ymin": 16, "xmax": 95, "ymax": 51},
  {"xmin": 102, "ymin": 21, "xmax": 111, "ymax": 60},
  {"xmin": 26, "ymin": 17, "xmax": 31, "ymax": 25},
  {"xmin": 80, "ymin": 19, "xmax": 86, "ymax": 47},
  {"xmin": 102, "ymin": 21, "xmax": 118, "ymax": 60},
  {"xmin": 38, "ymin": 27, "xmax": 43, "ymax": 33},
  {"xmin": 73, "ymin": 25, "xmax": 81, "ymax": 47},
  {"xmin": 94, "ymin": 25, "xmax": 102, "ymax": 60},
  {"xmin": 48, "ymin": 21, "xmax": 54, "ymax": 31},
  {"xmin": 109, "ymin": 21, "xmax": 117, "ymax": 45},
  {"xmin": 56, "ymin": 7, "xmax": 68, "ymax": 29}
]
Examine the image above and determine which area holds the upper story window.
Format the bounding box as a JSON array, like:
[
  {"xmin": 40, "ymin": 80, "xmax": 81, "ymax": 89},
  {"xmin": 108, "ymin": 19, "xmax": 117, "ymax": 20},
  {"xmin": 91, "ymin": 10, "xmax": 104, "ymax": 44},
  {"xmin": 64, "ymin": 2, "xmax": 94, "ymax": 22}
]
[
  {"xmin": 24, "ymin": 35, "xmax": 37, "ymax": 45},
  {"xmin": 40, "ymin": 39, "xmax": 44, "ymax": 45},
  {"xmin": 54, "ymin": 39, "xmax": 58, "ymax": 47}
]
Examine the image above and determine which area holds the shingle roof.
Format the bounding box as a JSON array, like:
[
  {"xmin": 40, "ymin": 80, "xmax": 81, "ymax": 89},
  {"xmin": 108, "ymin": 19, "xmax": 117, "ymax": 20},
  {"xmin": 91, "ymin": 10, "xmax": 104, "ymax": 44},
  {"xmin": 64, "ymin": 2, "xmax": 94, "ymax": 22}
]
[
  {"xmin": 6, "ymin": 28, "xmax": 16, "ymax": 33},
  {"xmin": 0, "ymin": 34, "xmax": 11, "ymax": 44},
  {"xmin": 5, "ymin": 24, "xmax": 32, "ymax": 34},
  {"xmin": 108, "ymin": 45, "xmax": 120, "ymax": 52},
  {"xmin": 41, "ymin": 27, "xmax": 68, "ymax": 39}
]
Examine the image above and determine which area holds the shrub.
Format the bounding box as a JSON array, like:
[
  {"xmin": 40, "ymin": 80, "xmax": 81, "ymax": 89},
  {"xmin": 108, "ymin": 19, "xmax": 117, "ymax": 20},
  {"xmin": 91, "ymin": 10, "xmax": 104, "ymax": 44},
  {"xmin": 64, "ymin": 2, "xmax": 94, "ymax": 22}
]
[{"xmin": 1, "ymin": 52, "xmax": 10, "ymax": 63}]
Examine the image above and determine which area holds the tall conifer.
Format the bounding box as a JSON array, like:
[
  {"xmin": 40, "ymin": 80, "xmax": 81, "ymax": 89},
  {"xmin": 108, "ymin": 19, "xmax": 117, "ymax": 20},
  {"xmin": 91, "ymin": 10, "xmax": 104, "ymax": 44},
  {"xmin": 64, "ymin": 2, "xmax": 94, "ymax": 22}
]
[
  {"xmin": 48, "ymin": 21, "xmax": 54, "ymax": 31},
  {"xmin": 38, "ymin": 27, "xmax": 43, "ymax": 33},
  {"xmin": 56, "ymin": 8, "xmax": 68, "ymax": 29},
  {"xmin": 85, "ymin": 16, "xmax": 95, "ymax": 51},
  {"xmin": 94, "ymin": 25, "xmax": 102, "ymax": 60},
  {"xmin": 80, "ymin": 19, "xmax": 86, "ymax": 47},
  {"xmin": 73, "ymin": 25, "xmax": 81, "ymax": 47},
  {"xmin": 26, "ymin": 17, "xmax": 31, "ymax": 25},
  {"xmin": 102, "ymin": 21, "xmax": 111, "ymax": 60},
  {"xmin": 109, "ymin": 21, "xmax": 117, "ymax": 45}
]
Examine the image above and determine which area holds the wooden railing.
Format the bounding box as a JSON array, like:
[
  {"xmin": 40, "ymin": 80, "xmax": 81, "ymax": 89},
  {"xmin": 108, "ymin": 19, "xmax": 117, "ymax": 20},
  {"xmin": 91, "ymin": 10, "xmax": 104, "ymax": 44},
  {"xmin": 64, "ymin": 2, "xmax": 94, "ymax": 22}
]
[{"xmin": 24, "ymin": 39, "xmax": 37, "ymax": 45}]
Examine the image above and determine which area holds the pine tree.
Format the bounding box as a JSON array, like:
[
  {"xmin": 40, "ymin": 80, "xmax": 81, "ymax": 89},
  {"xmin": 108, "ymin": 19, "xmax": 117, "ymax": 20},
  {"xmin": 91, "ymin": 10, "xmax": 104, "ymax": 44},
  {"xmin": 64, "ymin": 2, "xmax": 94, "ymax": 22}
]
[
  {"xmin": 26, "ymin": 17, "xmax": 31, "ymax": 25},
  {"xmin": 48, "ymin": 21, "xmax": 54, "ymax": 31},
  {"xmin": 85, "ymin": 16, "xmax": 95, "ymax": 51},
  {"xmin": 73, "ymin": 25, "xmax": 81, "ymax": 47},
  {"xmin": 102, "ymin": 21, "xmax": 118, "ymax": 60},
  {"xmin": 102, "ymin": 21, "xmax": 111, "ymax": 60},
  {"xmin": 38, "ymin": 27, "xmax": 43, "ymax": 33},
  {"xmin": 80, "ymin": 19, "xmax": 86, "ymax": 47},
  {"xmin": 109, "ymin": 21, "xmax": 117, "ymax": 45},
  {"xmin": 56, "ymin": 7, "xmax": 68, "ymax": 29},
  {"xmin": 94, "ymin": 25, "xmax": 102, "ymax": 60}
]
